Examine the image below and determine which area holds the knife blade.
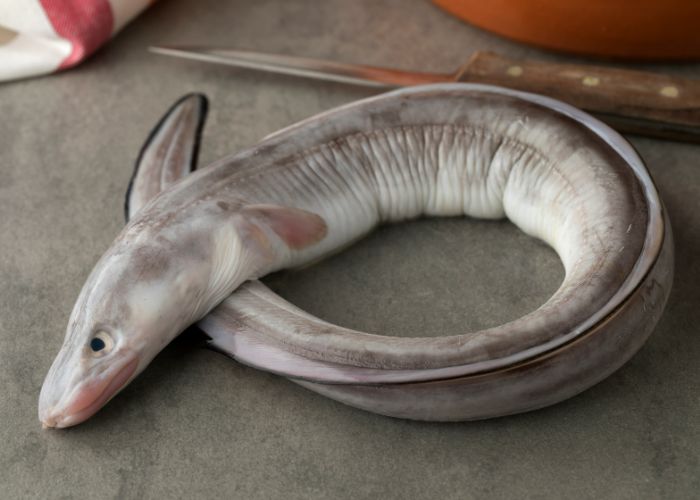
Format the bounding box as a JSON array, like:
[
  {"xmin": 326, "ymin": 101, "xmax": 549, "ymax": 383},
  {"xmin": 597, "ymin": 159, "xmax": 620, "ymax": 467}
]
[{"xmin": 150, "ymin": 45, "xmax": 700, "ymax": 143}]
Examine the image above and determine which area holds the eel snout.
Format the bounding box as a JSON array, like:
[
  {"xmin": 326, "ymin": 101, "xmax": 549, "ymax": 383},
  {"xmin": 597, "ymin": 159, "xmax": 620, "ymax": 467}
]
[{"xmin": 39, "ymin": 352, "xmax": 139, "ymax": 429}]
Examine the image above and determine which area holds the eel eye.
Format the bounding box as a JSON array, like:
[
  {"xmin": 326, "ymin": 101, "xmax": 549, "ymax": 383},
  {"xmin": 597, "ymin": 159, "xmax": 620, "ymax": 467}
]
[{"xmin": 89, "ymin": 330, "xmax": 114, "ymax": 356}]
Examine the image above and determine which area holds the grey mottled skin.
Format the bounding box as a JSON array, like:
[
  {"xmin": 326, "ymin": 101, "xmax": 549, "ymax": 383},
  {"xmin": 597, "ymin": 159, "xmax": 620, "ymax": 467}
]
[{"xmin": 39, "ymin": 84, "xmax": 671, "ymax": 427}]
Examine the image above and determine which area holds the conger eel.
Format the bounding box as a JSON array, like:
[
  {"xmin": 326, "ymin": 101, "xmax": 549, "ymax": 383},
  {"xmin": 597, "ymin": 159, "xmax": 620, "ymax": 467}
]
[{"xmin": 39, "ymin": 84, "xmax": 673, "ymax": 427}]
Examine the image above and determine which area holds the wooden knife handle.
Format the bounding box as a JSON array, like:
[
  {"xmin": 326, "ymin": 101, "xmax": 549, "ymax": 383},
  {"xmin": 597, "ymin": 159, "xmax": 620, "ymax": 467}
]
[{"xmin": 459, "ymin": 51, "xmax": 700, "ymax": 143}]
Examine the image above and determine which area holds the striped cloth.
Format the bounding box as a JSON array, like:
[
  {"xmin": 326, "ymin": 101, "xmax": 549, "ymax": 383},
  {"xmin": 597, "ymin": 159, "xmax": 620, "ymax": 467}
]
[{"xmin": 0, "ymin": 0, "xmax": 152, "ymax": 82}]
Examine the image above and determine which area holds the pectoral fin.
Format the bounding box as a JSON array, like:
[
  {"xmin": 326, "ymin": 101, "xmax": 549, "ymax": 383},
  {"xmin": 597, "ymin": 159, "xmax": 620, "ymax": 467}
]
[
  {"xmin": 240, "ymin": 204, "xmax": 327, "ymax": 251},
  {"xmin": 125, "ymin": 93, "xmax": 208, "ymax": 221}
]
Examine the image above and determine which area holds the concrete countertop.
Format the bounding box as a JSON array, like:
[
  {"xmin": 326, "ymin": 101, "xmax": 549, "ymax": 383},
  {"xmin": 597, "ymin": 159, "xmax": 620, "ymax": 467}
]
[{"xmin": 1, "ymin": 1, "xmax": 698, "ymax": 498}]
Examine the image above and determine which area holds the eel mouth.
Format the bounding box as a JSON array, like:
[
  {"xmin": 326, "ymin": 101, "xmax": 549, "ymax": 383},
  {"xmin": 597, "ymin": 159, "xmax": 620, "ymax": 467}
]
[{"xmin": 39, "ymin": 356, "xmax": 139, "ymax": 429}]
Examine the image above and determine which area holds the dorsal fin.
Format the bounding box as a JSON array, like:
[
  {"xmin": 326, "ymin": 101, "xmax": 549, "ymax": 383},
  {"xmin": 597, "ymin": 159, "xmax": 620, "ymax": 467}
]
[{"xmin": 124, "ymin": 93, "xmax": 208, "ymax": 221}]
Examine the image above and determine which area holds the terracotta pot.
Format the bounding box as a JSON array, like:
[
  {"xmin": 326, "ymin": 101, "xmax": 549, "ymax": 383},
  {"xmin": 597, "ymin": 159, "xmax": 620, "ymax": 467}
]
[{"xmin": 433, "ymin": 0, "xmax": 700, "ymax": 60}]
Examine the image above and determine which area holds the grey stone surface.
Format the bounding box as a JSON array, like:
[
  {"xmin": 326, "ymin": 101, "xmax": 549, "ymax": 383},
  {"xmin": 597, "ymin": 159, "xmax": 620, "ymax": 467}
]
[{"xmin": 0, "ymin": 0, "xmax": 698, "ymax": 498}]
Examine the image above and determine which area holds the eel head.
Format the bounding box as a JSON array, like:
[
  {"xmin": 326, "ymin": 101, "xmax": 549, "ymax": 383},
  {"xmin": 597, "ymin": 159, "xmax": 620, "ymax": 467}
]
[{"xmin": 38, "ymin": 231, "xmax": 213, "ymax": 428}]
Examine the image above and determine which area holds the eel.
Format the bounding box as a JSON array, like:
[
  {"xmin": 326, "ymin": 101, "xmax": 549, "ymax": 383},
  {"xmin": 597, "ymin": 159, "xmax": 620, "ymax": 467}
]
[{"xmin": 38, "ymin": 84, "xmax": 672, "ymax": 428}]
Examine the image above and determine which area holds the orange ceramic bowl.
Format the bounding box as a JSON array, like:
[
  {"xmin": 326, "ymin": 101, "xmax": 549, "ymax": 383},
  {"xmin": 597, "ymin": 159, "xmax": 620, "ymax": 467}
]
[{"xmin": 433, "ymin": 0, "xmax": 700, "ymax": 60}]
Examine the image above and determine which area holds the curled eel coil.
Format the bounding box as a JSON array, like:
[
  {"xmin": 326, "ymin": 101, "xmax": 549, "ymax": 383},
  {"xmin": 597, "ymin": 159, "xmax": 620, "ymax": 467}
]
[{"xmin": 126, "ymin": 85, "xmax": 673, "ymax": 421}]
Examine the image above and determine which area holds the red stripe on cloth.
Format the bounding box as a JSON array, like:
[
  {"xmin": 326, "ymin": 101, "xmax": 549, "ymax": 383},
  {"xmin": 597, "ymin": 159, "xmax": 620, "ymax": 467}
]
[{"xmin": 40, "ymin": 0, "xmax": 114, "ymax": 69}]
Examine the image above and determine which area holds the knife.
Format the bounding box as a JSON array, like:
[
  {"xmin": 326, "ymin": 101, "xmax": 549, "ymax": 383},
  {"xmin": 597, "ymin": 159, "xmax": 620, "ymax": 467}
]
[{"xmin": 150, "ymin": 45, "xmax": 700, "ymax": 143}]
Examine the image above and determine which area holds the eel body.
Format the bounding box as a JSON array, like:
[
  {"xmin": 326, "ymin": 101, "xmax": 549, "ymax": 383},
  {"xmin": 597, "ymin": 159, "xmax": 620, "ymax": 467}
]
[{"xmin": 39, "ymin": 84, "xmax": 672, "ymax": 427}]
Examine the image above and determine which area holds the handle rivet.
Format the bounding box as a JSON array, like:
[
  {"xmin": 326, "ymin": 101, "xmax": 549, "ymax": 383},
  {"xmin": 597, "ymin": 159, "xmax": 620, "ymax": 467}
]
[
  {"xmin": 582, "ymin": 76, "xmax": 600, "ymax": 86},
  {"xmin": 660, "ymin": 86, "xmax": 679, "ymax": 98},
  {"xmin": 506, "ymin": 65, "xmax": 523, "ymax": 77}
]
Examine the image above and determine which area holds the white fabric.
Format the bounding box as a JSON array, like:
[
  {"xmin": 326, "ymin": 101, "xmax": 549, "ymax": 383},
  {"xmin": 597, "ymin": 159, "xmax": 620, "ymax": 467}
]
[{"xmin": 0, "ymin": 0, "xmax": 151, "ymax": 82}]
